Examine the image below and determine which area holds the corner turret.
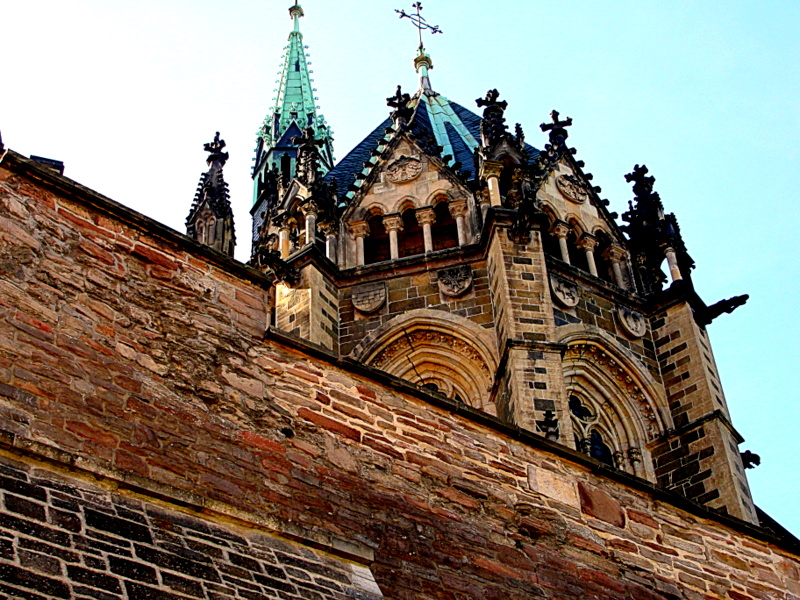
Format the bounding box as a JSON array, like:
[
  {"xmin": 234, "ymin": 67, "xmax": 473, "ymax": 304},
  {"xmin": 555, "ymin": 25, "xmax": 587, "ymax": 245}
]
[{"xmin": 186, "ymin": 132, "xmax": 235, "ymax": 257}]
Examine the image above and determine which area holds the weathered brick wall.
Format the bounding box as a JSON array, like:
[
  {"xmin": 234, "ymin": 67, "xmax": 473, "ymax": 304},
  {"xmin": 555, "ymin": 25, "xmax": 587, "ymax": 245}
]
[
  {"xmin": 1, "ymin": 157, "xmax": 798, "ymax": 599},
  {"xmin": 0, "ymin": 455, "xmax": 382, "ymax": 600}
]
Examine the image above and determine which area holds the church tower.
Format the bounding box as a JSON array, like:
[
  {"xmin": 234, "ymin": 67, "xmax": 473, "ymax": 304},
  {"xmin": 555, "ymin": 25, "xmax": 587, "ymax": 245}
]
[
  {"xmin": 250, "ymin": 2, "xmax": 334, "ymax": 259},
  {"xmin": 186, "ymin": 131, "xmax": 235, "ymax": 257},
  {"xmin": 248, "ymin": 4, "xmax": 758, "ymax": 525}
]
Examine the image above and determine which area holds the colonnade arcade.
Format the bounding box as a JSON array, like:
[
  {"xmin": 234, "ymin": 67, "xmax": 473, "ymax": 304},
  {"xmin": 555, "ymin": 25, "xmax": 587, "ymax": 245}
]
[{"xmin": 348, "ymin": 196, "xmax": 470, "ymax": 267}]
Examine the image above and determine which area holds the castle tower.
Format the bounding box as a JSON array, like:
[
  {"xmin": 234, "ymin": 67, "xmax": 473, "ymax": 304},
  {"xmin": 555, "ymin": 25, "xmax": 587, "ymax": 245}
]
[
  {"xmin": 250, "ymin": 1, "xmax": 334, "ymax": 258},
  {"xmin": 186, "ymin": 131, "xmax": 235, "ymax": 257}
]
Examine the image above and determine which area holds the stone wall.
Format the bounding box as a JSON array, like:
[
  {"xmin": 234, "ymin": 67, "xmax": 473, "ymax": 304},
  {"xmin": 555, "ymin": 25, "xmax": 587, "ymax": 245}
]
[
  {"xmin": 338, "ymin": 258, "xmax": 494, "ymax": 357},
  {"xmin": 1, "ymin": 154, "xmax": 798, "ymax": 599}
]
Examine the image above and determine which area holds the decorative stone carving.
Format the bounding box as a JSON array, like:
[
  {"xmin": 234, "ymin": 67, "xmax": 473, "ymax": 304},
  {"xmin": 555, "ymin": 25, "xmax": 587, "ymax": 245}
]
[
  {"xmin": 351, "ymin": 282, "xmax": 387, "ymax": 314},
  {"xmin": 386, "ymin": 155, "xmax": 423, "ymax": 183},
  {"xmin": 556, "ymin": 174, "xmax": 590, "ymax": 204},
  {"xmin": 550, "ymin": 275, "xmax": 579, "ymax": 308},
  {"xmin": 564, "ymin": 343, "xmax": 660, "ymax": 440},
  {"xmin": 372, "ymin": 330, "xmax": 490, "ymax": 376},
  {"xmin": 617, "ymin": 306, "xmax": 647, "ymax": 339},
  {"xmin": 438, "ymin": 266, "xmax": 473, "ymax": 297}
]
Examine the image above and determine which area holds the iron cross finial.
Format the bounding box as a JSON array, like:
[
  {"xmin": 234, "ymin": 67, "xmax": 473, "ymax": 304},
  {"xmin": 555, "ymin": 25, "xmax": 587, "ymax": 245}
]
[{"xmin": 395, "ymin": 2, "xmax": 442, "ymax": 50}]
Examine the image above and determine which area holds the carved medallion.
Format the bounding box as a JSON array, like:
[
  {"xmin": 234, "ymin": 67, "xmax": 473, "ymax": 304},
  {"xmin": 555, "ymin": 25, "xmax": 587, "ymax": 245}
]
[
  {"xmin": 549, "ymin": 275, "xmax": 579, "ymax": 308},
  {"xmin": 556, "ymin": 174, "xmax": 590, "ymax": 204},
  {"xmin": 351, "ymin": 282, "xmax": 387, "ymax": 314},
  {"xmin": 438, "ymin": 266, "xmax": 473, "ymax": 297},
  {"xmin": 386, "ymin": 155, "xmax": 423, "ymax": 183},
  {"xmin": 617, "ymin": 305, "xmax": 647, "ymax": 339}
]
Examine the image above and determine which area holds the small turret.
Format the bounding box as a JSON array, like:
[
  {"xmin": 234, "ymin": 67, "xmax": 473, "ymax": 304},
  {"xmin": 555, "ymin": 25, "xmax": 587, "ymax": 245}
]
[
  {"xmin": 186, "ymin": 132, "xmax": 235, "ymax": 257},
  {"xmin": 621, "ymin": 164, "xmax": 693, "ymax": 294}
]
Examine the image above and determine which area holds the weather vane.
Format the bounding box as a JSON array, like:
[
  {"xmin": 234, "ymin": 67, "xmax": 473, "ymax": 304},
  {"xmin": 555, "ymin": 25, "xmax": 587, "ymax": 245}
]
[{"xmin": 395, "ymin": 2, "xmax": 442, "ymax": 50}]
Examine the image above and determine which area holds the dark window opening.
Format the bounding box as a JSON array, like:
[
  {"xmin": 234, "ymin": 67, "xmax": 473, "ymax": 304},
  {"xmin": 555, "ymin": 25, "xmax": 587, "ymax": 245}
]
[
  {"xmin": 569, "ymin": 396, "xmax": 593, "ymax": 421},
  {"xmin": 594, "ymin": 232, "xmax": 615, "ymax": 285},
  {"xmin": 364, "ymin": 215, "xmax": 390, "ymax": 264},
  {"xmin": 589, "ymin": 430, "xmax": 614, "ymax": 466},
  {"xmin": 432, "ymin": 202, "xmax": 459, "ymax": 251},
  {"xmin": 567, "ymin": 229, "xmax": 589, "ymax": 272},
  {"xmin": 399, "ymin": 209, "xmax": 425, "ymax": 258},
  {"xmin": 543, "ymin": 230, "xmax": 563, "ymax": 259}
]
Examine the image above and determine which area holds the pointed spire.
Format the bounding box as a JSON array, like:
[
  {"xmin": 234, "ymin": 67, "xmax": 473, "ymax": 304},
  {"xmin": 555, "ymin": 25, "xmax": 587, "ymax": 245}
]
[
  {"xmin": 187, "ymin": 132, "xmax": 235, "ymax": 257},
  {"xmin": 252, "ymin": 2, "xmax": 334, "ymax": 206}
]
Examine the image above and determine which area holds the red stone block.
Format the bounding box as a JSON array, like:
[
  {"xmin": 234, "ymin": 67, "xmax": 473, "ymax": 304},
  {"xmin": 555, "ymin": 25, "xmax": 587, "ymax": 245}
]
[
  {"xmin": 578, "ymin": 483, "xmax": 626, "ymax": 527},
  {"xmin": 297, "ymin": 407, "xmax": 361, "ymax": 442}
]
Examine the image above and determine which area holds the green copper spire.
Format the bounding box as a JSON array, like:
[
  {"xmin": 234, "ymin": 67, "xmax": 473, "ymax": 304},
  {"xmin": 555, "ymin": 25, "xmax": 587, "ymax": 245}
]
[{"xmin": 252, "ymin": 2, "xmax": 334, "ymax": 207}]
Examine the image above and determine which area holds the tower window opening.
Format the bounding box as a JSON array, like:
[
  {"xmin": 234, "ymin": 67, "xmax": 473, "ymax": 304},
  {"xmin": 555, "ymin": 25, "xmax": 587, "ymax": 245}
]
[
  {"xmin": 589, "ymin": 430, "xmax": 614, "ymax": 466},
  {"xmin": 432, "ymin": 202, "xmax": 459, "ymax": 251},
  {"xmin": 399, "ymin": 208, "xmax": 424, "ymax": 258},
  {"xmin": 364, "ymin": 214, "xmax": 390, "ymax": 264}
]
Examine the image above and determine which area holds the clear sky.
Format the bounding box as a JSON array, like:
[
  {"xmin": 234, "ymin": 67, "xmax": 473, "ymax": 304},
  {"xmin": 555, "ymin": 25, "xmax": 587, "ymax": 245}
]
[{"xmin": 3, "ymin": 1, "xmax": 799, "ymax": 536}]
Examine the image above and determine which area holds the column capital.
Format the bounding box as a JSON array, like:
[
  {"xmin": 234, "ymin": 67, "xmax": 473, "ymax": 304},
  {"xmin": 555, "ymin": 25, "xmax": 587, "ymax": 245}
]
[
  {"xmin": 448, "ymin": 199, "xmax": 468, "ymax": 218},
  {"xmin": 319, "ymin": 221, "xmax": 338, "ymax": 236},
  {"xmin": 480, "ymin": 160, "xmax": 504, "ymax": 180},
  {"xmin": 551, "ymin": 221, "xmax": 571, "ymax": 239},
  {"xmin": 382, "ymin": 214, "xmax": 404, "ymax": 233},
  {"xmin": 602, "ymin": 244, "xmax": 627, "ymax": 262},
  {"xmin": 299, "ymin": 201, "xmax": 318, "ymax": 217},
  {"xmin": 416, "ymin": 207, "xmax": 436, "ymax": 226},
  {"xmin": 577, "ymin": 233, "xmax": 598, "ymax": 251},
  {"xmin": 349, "ymin": 221, "xmax": 370, "ymax": 238}
]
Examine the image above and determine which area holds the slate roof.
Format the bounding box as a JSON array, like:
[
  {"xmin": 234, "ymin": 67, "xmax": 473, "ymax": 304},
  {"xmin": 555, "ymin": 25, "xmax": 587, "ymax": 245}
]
[{"xmin": 325, "ymin": 92, "xmax": 540, "ymax": 200}]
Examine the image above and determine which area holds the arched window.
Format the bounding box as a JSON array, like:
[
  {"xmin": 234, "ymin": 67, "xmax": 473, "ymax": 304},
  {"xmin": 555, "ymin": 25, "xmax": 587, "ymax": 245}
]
[
  {"xmin": 206, "ymin": 218, "xmax": 216, "ymax": 243},
  {"xmin": 569, "ymin": 394, "xmax": 616, "ymax": 468},
  {"xmin": 594, "ymin": 231, "xmax": 615, "ymax": 285},
  {"xmin": 567, "ymin": 227, "xmax": 589, "ymax": 272},
  {"xmin": 195, "ymin": 221, "xmax": 205, "ymax": 243},
  {"xmin": 432, "ymin": 202, "xmax": 459, "ymax": 251},
  {"xmin": 364, "ymin": 214, "xmax": 390, "ymax": 264},
  {"xmin": 498, "ymin": 156, "xmax": 517, "ymax": 199},
  {"xmin": 399, "ymin": 208, "xmax": 424, "ymax": 258},
  {"xmin": 542, "ymin": 211, "xmax": 563, "ymax": 259}
]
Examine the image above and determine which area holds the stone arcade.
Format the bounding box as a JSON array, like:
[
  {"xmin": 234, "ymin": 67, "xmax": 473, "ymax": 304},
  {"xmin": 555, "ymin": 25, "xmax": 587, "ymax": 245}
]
[{"xmin": 0, "ymin": 3, "xmax": 798, "ymax": 599}]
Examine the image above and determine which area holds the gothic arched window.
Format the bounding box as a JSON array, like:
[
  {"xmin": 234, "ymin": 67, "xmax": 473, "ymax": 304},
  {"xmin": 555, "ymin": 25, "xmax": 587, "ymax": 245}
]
[{"xmin": 569, "ymin": 395, "xmax": 616, "ymax": 468}]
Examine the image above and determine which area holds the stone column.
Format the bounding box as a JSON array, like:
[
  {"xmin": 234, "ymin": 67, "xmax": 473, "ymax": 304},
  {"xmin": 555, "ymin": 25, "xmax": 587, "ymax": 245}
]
[
  {"xmin": 664, "ymin": 247, "xmax": 683, "ymax": 282},
  {"xmin": 383, "ymin": 215, "xmax": 404, "ymax": 260},
  {"xmin": 302, "ymin": 206, "xmax": 317, "ymax": 247},
  {"xmin": 449, "ymin": 200, "xmax": 468, "ymax": 246},
  {"xmin": 349, "ymin": 221, "xmax": 369, "ymax": 266},
  {"xmin": 320, "ymin": 223, "xmax": 337, "ymax": 263},
  {"xmin": 279, "ymin": 223, "xmax": 292, "ymax": 259},
  {"xmin": 416, "ymin": 208, "xmax": 436, "ymax": 253},
  {"xmin": 577, "ymin": 234, "xmax": 598, "ymax": 277},
  {"xmin": 480, "ymin": 161, "xmax": 504, "ymax": 207},
  {"xmin": 477, "ymin": 189, "xmax": 491, "ymax": 224},
  {"xmin": 551, "ymin": 222, "xmax": 571, "ymax": 264},
  {"xmin": 603, "ymin": 245, "xmax": 628, "ymax": 289}
]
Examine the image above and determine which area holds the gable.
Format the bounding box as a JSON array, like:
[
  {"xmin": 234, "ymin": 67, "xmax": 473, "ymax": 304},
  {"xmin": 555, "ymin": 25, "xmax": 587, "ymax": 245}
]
[{"xmin": 343, "ymin": 133, "xmax": 472, "ymax": 222}]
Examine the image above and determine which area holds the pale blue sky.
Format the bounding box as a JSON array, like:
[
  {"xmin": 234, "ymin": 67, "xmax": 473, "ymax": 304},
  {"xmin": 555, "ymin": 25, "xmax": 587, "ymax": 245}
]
[{"xmin": 3, "ymin": 1, "xmax": 799, "ymax": 536}]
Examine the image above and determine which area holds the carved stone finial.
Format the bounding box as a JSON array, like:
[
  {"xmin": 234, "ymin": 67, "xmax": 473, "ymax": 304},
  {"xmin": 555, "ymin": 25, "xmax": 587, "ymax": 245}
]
[
  {"xmin": 476, "ymin": 89, "xmax": 508, "ymax": 111},
  {"xmin": 386, "ymin": 85, "xmax": 414, "ymax": 122},
  {"xmin": 292, "ymin": 126, "xmax": 325, "ymax": 185},
  {"xmin": 203, "ymin": 131, "xmax": 229, "ymax": 168},
  {"xmin": 540, "ymin": 110, "xmax": 573, "ymax": 146},
  {"xmin": 536, "ymin": 410, "xmax": 559, "ymax": 442}
]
